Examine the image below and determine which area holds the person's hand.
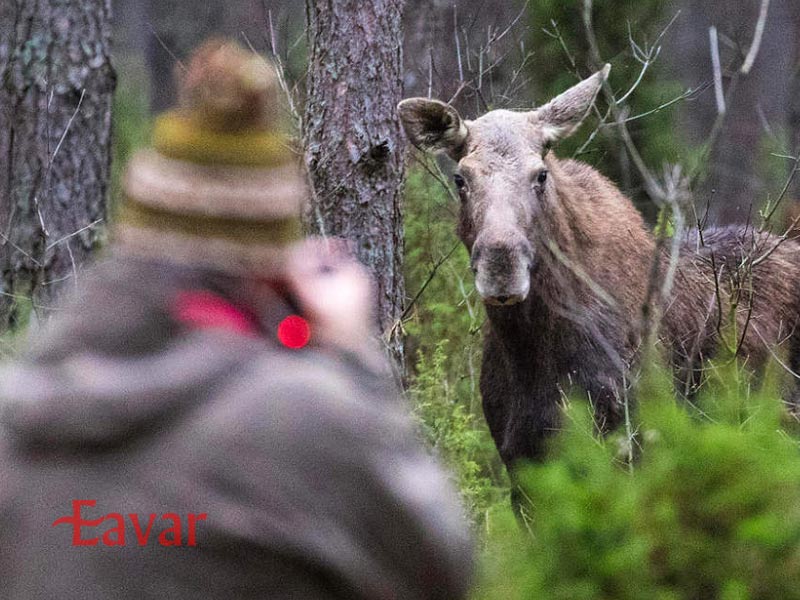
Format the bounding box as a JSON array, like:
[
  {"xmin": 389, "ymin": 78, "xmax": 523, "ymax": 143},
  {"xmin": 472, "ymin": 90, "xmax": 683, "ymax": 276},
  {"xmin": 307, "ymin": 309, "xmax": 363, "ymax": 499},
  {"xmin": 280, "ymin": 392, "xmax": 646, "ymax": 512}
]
[{"xmin": 285, "ymin": 237, "xmax": 376, "ymax": 351}]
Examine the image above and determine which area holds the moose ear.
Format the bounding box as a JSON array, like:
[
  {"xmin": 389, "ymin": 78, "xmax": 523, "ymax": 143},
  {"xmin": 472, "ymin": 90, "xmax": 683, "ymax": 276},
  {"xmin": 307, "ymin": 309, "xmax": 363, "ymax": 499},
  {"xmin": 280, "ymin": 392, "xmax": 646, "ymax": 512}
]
[
  {"xmin": 535, "ymin": 64, "xmax": 610, "ymax": 144},
  {"xmin": 397, "ymin": 98, "xmax": 468, "ymax": 159}
]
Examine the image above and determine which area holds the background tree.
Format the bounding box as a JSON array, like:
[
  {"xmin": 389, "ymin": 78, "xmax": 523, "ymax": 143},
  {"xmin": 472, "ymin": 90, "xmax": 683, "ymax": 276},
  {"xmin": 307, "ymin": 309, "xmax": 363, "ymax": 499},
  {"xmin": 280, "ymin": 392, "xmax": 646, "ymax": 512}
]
[
  {"xmin": 0, "ymin": 0, "xmax": 115, "ymax": 331},
  {"xmin": 402, "ymin": 0, "xmax": 527, "ymax": 108},
  {"xmin": 667, "ymin": 0, "xmax": 800, "ymax": 224},
  {"xmin": 113, "ymin": 0, "xmax": 303, "ymax": 114},
  {"xmin": 304, "ymin": 0, "xmax": 407, "ymax": 367}
]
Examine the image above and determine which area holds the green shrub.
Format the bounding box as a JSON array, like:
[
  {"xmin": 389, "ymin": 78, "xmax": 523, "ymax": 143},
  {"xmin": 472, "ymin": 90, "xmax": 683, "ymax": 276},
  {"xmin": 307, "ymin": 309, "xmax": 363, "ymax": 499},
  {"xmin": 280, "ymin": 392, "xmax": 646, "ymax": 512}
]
[
  {"xmin": 403, "ymin": 167, "xmax": 482, "ymax": 374},
  {"xmin": 474, "ymin": 358, "xmax": 800, "ymax": 600},
  {"xmin": 411, "ymin": 341, "xmax": 501, "ymax": 523}
]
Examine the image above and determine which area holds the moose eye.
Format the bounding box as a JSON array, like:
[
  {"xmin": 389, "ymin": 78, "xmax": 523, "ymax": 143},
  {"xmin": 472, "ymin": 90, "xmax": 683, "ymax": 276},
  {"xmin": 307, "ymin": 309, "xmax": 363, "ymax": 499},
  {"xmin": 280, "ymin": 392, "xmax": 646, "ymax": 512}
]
[
  {"xmin": 453, "ymin": 173, "xmax": 466, "ymax": 190},
  {"xmin": 537, "ymin": 170, "xmax": 549, "ymax": 186}
]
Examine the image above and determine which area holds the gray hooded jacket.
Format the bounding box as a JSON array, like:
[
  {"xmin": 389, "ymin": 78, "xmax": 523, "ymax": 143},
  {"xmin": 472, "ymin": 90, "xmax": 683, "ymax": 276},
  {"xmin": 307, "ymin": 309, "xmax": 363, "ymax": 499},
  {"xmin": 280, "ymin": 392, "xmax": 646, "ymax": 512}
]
[{"xmin": 0, "ymin": 256, "xmax": 473, "ymax": 599}]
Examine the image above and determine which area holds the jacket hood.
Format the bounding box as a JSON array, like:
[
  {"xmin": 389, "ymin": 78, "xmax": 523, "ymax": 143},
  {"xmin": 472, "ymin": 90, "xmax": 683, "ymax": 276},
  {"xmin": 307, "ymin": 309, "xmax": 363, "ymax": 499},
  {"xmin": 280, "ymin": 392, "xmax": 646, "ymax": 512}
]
[{"xmin": 0, "ymin": 331, "xmax": 254, "ymax": 448}]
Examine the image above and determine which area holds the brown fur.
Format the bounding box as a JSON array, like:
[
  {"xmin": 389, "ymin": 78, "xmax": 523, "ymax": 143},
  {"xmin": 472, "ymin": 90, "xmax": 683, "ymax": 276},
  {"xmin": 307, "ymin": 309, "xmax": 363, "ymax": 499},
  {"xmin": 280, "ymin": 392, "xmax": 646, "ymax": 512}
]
[{"xmin": 399, "ymin": 68, "xmax": 800, "ymax": 470}]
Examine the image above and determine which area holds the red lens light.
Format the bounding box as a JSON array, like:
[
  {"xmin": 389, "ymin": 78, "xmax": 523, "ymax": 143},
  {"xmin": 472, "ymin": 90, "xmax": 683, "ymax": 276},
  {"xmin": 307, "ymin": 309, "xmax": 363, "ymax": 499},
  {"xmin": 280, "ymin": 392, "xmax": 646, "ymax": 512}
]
[{"xmin": 277, "ymin": 315, "xmax": 311, "ymax": 349}]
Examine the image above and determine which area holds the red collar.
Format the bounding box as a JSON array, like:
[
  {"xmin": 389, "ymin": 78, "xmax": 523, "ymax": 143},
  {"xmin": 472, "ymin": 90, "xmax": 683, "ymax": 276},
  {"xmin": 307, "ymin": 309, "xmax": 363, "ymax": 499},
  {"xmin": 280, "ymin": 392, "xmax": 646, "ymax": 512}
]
[{"xmin": 171, "ymin": 290, "xmax": 310, "ymax": 349}]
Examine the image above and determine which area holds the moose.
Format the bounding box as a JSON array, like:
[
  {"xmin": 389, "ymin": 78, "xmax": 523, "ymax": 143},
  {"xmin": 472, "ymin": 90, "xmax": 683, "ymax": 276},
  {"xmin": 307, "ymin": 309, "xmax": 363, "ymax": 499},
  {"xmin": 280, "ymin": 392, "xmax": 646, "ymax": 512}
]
[{"xmin": 398, "ymin": 66, "xmax": 800, "ymax": 472}]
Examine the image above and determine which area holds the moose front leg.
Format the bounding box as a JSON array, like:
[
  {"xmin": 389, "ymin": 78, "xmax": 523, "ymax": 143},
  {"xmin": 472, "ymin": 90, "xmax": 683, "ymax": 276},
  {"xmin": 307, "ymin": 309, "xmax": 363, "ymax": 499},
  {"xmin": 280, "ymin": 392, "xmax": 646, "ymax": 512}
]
[
  {"xmin": 499, "ymin": 389, "xmax": 563, "ymax": 466},
  {"xmin": 480, "ymin": 374, "xmax": 562, "ymax": 514},
  {"xmin": 479, "ymin": 338, "xmax": 563, "ymax": 468},
  {"xmin": 481, "ymin": 377, "xmax": 563, "ymax": 469}
]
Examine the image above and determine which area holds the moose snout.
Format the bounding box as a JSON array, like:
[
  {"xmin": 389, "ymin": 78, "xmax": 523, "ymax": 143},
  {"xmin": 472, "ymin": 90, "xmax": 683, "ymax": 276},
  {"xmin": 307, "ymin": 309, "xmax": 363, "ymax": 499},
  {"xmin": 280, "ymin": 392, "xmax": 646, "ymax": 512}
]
[{"xmin": 471, "ymin": 237, "xmax": 533, "ymax": 306}]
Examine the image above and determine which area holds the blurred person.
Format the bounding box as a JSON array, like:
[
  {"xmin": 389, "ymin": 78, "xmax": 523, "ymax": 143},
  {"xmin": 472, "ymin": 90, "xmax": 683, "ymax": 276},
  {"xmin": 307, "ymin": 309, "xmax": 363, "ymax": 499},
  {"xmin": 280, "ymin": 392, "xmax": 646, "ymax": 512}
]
[{"xmin": 0, "ymin": 39, "xmax": 472, "ymax": 599}]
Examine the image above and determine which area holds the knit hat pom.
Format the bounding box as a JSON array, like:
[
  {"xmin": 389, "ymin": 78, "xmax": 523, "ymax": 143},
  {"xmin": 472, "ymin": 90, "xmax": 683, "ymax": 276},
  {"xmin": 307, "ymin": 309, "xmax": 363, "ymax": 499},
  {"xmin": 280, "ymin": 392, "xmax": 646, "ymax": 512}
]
[{"xmin": 178, "ymin": 38, "xmax": 281, "ymax": 132}]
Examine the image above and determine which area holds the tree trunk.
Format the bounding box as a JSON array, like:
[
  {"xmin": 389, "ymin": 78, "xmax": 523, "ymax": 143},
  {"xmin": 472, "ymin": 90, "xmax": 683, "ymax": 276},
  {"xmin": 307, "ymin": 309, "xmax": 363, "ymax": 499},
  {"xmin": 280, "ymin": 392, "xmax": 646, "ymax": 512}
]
[
  {"xmin": 0, "ymin": 0, "xmax": 115, "ymax": 330},
  {"xmin": 304, "ymin": 0, "xmax": 407, "ymax": 369}
]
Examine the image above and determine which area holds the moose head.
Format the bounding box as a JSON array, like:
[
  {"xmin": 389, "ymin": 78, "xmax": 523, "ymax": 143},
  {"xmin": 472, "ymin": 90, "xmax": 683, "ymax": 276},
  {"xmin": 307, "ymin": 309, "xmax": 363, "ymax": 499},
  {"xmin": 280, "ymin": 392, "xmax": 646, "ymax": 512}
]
[{"xmin": 398, "ymin": 65, "xmax": 610, "ymax": 306}]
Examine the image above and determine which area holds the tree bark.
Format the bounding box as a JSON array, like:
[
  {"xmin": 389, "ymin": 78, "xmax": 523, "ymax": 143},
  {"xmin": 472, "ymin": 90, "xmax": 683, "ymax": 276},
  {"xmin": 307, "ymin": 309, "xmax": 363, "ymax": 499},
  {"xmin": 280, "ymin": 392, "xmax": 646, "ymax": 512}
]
[
  {"xmin": 0, "ymin": 0, "xmax": 115, "ymax": 329},
  {"xmin": 304, "ymin": 0, "xmax": 407, "ymax": 369}
]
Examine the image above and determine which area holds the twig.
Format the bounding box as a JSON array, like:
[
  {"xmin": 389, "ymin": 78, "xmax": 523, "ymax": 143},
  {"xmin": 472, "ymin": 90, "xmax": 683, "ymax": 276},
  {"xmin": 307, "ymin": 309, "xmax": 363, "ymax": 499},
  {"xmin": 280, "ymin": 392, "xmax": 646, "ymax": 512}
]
[
  {"xmin": 485, "ymin": 0, "xmax": 530, "ymax": 48},
  {"xmin": 741, "ymin": 0, "xmax": 770, "ymax": 74},
  {"xmin": 45, "ymin": 218, "xmax": 103, "ymax": 251},
  {"xmin": 752, "ymin": 322, "xmax": 800, "ymax": 379},
  {"xmin": 51, "ymin": 89, "xmax": 85, "ymax": 162},
  {"xmin": 146, "ymin": 23, "xmax": 186, "ymax": 72},
  {"xmin": 426, "ymin": 50, "xmax": 433, "ymax": 99},
  {"xmin": 542, "ymin": 20, "xmax": 580, "ymax": 80},
  {"xmin": 243, "ymin": 24, "xmax": 300, "ymax": 133},
  {"xmin": 582, "ymin": 0, "xmax": 667, "ymax": 204},
  {"xmin": 617, "ymin": 11, "xmax": 680, "ymax": 105},
  {"xmin": 0, "ymin": 231, "xmax": 41, "ymax": 266},
  {"xmin": 454, "ymin": 3, "xmax": 464, "ymax": 83},
  {"xmin": 410, "ymin": 152, "xmax": 460, "ymax": 205},
  {"xmin": 750, "ymin": 154, "xmax": 800, "ymax": 266},
  {"xmin": 709, "ymin": 27, "xmax": 725, "ymax": 115},
  {"xmin": 547, "ymin": 240, "xmax": 617, "ymax": 308},
  {"xmin": 761, "ymin": 153, "xmax": 800, "ymax": 226},
  {"xmin": 602, "ymin": 86, "xmax": 701, "ymax": 128},
  {"xmin": 401, "ymin": 242, "xmax": 460, "ymax": 321}
]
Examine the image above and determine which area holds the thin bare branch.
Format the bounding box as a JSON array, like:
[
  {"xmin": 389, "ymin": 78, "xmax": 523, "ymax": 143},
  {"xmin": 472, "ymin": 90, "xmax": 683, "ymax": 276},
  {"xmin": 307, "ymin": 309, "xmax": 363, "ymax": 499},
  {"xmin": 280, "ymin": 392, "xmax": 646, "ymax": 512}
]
[
  {"xmin": 741, "ymin": 0, "xmax": 770, "ymax": 74},
  {"xmin": 454, "ymin": 3, "xmax": 464, "ymax": 83},
  {"xmin": 709, "ymin": 27, "xmax": 726, "ymax": 115},
  {"xmin": 51, "ymin": 88, "xmax": 85, "ymax": 162}
]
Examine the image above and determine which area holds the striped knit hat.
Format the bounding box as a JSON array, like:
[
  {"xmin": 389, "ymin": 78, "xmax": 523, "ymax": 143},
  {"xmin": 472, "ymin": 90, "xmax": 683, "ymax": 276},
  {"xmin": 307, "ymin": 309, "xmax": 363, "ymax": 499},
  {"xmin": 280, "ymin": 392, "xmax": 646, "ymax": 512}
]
[{"xmin": 116, "ymin": 39, "xmax": 306, "ymax": 276}]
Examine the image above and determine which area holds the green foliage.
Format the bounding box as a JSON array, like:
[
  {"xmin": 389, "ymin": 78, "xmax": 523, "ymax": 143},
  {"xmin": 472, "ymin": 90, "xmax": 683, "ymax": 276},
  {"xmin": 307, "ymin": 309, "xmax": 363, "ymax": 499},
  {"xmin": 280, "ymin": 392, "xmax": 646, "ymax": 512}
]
[
  {"xmin": 111, "ymin": 59, "xmax": 152, "ymax": 211},
  {"xmin": 474, "ymin": 358, "xmax": 800, "ymax": 600},
  {"xmin": 404, "ymin": 167, "xmax": 481, "ymax": 372},
  {"xmin": 404, "ymin": 165, "xmax": 509, "ymax": 523},
  {"xmin": 411, "ymin": 341, "xmax": 501, "ymax": 522}
]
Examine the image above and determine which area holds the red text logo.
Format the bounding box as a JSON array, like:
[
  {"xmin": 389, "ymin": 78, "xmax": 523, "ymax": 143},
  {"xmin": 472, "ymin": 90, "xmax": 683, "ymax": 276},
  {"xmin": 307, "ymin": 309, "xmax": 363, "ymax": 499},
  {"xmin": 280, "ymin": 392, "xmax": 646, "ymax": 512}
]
[{"xmin": 52, "ymin": 500, "xmax": 207, "ymax": 547}]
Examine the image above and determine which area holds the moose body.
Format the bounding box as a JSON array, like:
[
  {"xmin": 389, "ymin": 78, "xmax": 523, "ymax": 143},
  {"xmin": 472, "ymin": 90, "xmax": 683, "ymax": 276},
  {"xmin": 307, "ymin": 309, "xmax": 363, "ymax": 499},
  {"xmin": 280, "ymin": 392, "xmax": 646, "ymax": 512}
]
[{"xmin": 399, "ymin": 67, "xmax": 800, "ymax": 470}]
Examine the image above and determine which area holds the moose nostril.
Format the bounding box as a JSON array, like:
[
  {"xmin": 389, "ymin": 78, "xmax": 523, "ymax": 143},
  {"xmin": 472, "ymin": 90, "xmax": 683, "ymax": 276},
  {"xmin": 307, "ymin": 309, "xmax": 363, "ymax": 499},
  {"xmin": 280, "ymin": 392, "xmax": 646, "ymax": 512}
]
[{"xmin": 496, "ymin": 295, "xmax": 510, "ymax": 304}]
